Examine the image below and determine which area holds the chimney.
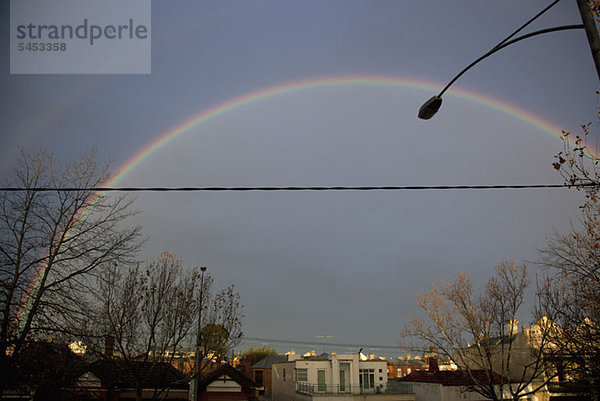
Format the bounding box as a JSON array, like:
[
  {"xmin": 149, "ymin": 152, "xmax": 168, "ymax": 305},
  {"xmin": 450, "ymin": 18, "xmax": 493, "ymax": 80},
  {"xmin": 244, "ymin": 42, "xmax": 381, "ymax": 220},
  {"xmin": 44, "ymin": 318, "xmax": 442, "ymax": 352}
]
[
  {"xmin": 428, "ymin": 358, "xmax": 439, "ymax": 374},
  {"xmin": 104, "ymin": 335, "xmax": 115, "ymax": 359},
  {"xmin": 369, "ymin": 353, "xmax": 375, "ymax": 360},
  {"xmin": 242, "ymin": 354, "xmax": 252, "ymax": 377},
  {"xmin": 425, "ymin": 346, "xmax": 438, "ymax": 364}
]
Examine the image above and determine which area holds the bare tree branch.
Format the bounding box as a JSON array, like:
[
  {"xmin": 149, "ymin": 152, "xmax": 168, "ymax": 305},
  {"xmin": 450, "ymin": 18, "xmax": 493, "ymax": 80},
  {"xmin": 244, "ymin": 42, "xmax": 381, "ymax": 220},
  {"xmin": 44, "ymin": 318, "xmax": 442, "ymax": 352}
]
[
  {"xmin": 403, "ymin": 262, "xmax": 558, "ymax": 401},
  {"xmin": 0, "ymin": 148, "xmax": 142, "ymax": 396}
]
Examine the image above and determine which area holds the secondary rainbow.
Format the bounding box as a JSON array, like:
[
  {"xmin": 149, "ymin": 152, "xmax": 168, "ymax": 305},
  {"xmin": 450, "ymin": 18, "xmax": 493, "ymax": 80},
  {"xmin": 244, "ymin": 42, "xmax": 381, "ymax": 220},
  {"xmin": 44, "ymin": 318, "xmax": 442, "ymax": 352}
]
[{"xmin": 107, "ymin": 74, "xmax": 580, "ymax": 187}]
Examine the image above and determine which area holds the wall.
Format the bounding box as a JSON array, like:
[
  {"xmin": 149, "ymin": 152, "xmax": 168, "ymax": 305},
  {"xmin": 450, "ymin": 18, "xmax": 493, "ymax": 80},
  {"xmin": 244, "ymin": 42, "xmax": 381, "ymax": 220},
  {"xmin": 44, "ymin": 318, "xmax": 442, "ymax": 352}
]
[
  {"xmin": 358, "ymin": 360, "xmax": 388, "ymax": 392},
  {"xmin": 411, "ymin": 382, "xmax": 545, "ymax": 401},
  {"xmin": 251, "ymin": 367, "xmax": 275, "ymax": 396},
  {"xmin": 272, "ymin": 361, "xmax": 301, "ymax": 401},
  {"xmin": 272, "ymin": 355, "xmax": 390, "ymax": 401}
]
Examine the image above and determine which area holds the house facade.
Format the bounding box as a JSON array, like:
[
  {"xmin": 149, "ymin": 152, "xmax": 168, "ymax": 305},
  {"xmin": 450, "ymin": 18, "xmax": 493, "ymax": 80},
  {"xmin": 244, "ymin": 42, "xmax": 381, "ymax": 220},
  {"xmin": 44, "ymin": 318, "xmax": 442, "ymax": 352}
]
[
  {"xmin": 195, "ymin": 363, "xmax": 258, "ymax": 401},
  {"xmin": 271, "ymin": 353, "xmax": 415, "ymax": 401},
  {"xmin": 250, "ymin": 354, "xmax": 287, "ymax": 397}
]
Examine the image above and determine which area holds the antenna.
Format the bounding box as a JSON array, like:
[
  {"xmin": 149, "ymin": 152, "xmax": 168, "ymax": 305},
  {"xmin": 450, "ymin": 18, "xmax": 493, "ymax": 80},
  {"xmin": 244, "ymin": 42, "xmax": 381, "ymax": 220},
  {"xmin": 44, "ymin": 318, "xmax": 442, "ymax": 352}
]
[{"xmin": 315, "ymin": 335, "xmax": 334, "ymax": 354}]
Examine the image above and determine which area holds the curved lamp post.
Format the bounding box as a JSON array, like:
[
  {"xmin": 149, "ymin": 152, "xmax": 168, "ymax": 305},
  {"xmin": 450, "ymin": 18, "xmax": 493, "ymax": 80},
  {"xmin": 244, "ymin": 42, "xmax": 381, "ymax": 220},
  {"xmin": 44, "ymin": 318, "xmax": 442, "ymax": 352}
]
[{"xmin": 418, "ymin": 0, "xmax": 599, "ymax": 120}]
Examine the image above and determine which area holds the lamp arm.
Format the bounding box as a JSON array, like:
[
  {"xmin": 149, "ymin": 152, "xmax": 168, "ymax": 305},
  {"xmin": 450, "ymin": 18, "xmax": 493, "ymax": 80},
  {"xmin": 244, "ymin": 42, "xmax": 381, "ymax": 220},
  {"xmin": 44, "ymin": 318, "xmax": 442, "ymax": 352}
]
[
  {"xmin": 438, "ymin": 24, "xmax": 584, "ymax": 97},
  {"xmin": 494, "ymin": 0, "xmax": 562, "ymax": 51}
]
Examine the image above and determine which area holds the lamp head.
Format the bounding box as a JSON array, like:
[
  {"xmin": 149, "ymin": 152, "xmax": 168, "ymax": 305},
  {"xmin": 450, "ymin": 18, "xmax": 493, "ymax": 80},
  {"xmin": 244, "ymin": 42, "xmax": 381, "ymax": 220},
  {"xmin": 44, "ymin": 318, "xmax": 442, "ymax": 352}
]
[{"xmin": 418, "ymin": 96, "xmax": 443, "ymax": 120}]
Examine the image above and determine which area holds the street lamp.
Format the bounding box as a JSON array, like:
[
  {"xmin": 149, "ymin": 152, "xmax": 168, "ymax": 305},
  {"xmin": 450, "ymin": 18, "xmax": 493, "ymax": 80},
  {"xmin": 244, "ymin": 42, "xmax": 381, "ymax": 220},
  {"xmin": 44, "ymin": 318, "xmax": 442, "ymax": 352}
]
[
  {"xmin": 418, "ymin": 0, "xmax": 598, "ymax": 120},
  {"xmin": 192, "ymin": 265, "xmax": 207, "ymax": 401}
]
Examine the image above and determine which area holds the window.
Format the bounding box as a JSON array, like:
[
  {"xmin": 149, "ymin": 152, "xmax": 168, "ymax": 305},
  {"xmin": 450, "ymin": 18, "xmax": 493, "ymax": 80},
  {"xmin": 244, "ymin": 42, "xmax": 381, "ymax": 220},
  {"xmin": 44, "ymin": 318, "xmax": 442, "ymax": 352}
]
[
  {"xmin": 317, "ymin": 370, "xmax": 326, "ymax": 392},
  {"xmin": 255, "ymin": 370, "xmax": 263, "ymax": 386},
  {"xmin": 296, "ymin": 368, "xmax": 308, "ymax": 382},
  {"xmin": 283, "ymin": 368, "xmax": 286, "ymax": 381},
  {"xmin": 359, "ymin": 369, "xmax": 375, "ymax": 389},
  {"xmin": 340, "ymin": 363, "xmax": 350, "ymax": 393}
]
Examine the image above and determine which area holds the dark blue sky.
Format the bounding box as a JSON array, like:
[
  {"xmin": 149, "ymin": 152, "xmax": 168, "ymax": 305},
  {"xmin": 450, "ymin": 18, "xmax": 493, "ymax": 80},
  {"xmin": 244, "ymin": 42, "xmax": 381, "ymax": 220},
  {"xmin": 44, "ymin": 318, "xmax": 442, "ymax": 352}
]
[{"xmin": 1, "ymin": 1, "xmax": 597, "ymax": 356}]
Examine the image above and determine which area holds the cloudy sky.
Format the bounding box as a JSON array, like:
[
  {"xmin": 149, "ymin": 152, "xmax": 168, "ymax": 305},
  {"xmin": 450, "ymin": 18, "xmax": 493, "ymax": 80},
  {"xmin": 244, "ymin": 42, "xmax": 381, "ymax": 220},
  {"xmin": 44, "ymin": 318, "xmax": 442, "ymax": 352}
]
[{"xmin": 1, "ymin": 1, "xmax": 598, "ymax": 356}]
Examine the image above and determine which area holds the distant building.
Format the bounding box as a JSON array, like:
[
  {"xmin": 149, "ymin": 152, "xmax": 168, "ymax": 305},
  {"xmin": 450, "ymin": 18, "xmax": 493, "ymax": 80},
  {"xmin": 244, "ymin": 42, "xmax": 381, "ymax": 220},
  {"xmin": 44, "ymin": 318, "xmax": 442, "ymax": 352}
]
[
  {"xmin": 387, "ymin": 354, "xmax": 428, "ymax": 379},
  {"xmin": 272, "ymin": 352, "xmax": 415, "ymax": 401}
]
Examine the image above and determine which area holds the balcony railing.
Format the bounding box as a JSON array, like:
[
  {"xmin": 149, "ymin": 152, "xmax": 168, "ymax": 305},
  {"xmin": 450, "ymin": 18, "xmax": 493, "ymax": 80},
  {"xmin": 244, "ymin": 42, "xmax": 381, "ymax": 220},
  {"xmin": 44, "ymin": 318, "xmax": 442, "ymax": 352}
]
[
  {"xmin": 296, "ymin": 382, "xmax": 414, "ymax": 395},
  {"xmin": 297, "ymin": 382, "xmax": 354, "ymax": 394}
]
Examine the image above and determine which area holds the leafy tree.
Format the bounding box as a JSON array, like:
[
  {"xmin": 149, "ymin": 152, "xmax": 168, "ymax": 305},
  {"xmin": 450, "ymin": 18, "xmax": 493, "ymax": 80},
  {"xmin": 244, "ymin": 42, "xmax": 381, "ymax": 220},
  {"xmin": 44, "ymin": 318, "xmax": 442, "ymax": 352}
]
[
  {"xmin": 403, "ymin": 262, "xmax": 558, "ymax": 401},
  {"xmin": 0, "ymin": 148, "xmax": 141, "ymax": 395},
  {"xmin": 241, "ymin": 346, "xmax": 278, "ymax": 365},
  {"xmin": 200, "ymin": 324, "xmax": 230, "ymax": 362}
]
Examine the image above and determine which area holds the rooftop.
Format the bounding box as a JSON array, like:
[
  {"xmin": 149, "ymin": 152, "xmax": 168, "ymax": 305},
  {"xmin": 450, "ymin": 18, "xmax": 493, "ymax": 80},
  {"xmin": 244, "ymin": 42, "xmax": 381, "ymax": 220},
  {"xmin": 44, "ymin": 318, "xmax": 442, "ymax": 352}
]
[{"xmin": 401, "ymin": 369, "xmax": 507, "ymax": 386}]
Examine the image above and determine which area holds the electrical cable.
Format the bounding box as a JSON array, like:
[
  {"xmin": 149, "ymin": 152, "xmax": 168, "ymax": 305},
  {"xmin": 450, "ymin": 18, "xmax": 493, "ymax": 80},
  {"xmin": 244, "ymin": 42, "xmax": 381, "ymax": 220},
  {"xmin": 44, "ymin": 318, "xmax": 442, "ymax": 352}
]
[
  {"xmin": 241, "ymin": 336, "xmax": 404, "ymax": 351},
  {"xmin": 0, "ymin": 183, "xmax": 595, "ymax": 192}
]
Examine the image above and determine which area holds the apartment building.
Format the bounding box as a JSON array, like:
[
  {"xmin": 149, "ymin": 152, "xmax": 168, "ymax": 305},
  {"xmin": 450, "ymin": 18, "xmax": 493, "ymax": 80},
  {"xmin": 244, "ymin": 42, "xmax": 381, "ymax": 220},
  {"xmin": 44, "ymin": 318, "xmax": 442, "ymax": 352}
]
[{"xmin": 272, "ymin": 352, "xmax": 415, "ymax": 401}]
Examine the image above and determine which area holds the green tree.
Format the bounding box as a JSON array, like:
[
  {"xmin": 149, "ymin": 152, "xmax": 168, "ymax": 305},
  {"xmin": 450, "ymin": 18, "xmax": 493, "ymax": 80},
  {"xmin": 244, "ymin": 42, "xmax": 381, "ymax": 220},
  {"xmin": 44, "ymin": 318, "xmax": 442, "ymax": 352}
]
[{"xmin": 241, "ymin": 346, "xmax": 278, "ymax": 365}]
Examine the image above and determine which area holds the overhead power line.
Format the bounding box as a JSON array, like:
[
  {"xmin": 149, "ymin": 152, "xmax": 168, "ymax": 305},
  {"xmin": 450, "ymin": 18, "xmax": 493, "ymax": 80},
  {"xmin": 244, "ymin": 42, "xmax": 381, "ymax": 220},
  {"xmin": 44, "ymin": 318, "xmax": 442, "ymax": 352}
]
[
  {"xmin": 0, "ymin": 183, "xmax": 596, "ymax": 192},
  {"xmin": 241, "ymin": 336, "xmax": 404, "ymax": 350}
]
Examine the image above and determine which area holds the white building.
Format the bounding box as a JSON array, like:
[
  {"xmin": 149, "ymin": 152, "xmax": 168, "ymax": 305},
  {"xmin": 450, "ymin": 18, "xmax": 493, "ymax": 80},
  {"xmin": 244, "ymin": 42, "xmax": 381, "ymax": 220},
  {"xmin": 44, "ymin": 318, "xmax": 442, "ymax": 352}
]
[{"xmin": 272, "ymin": 352, "xmax": 415, "ymax": 401}]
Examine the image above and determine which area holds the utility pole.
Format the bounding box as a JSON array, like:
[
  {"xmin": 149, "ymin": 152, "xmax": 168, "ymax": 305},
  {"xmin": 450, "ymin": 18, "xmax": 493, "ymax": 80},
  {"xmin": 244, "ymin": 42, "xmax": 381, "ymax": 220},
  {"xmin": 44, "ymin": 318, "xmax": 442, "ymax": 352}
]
[
  {"xmin": 192, "ymin": 266, "xmax": 207, "ymax": 401},
  {"xmin": 576, "ymin": 0, "xmax": 600, "ymax": 80}
]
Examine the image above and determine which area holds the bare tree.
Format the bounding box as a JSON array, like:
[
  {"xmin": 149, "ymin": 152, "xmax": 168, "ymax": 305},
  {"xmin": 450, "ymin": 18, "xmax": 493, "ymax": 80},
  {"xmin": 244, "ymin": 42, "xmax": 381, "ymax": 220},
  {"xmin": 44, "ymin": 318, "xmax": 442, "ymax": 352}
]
[
  {"xmin": 91, "ymin": 252, "xmax": 198, "ymax": 401},
  {"xmin": 91, "ymin": 251, "xmax": 243, "ymax": 401},
  {"xmin": 0, "ymin": 149, "xmax": 141, "ymax": 395},
  {"xmin": 403, "ymin": 261, "xmax": 558, "ymax": 401},
  {"xmin": 540, "ymin": 123, "xmax": 600, "ymax": 398}
]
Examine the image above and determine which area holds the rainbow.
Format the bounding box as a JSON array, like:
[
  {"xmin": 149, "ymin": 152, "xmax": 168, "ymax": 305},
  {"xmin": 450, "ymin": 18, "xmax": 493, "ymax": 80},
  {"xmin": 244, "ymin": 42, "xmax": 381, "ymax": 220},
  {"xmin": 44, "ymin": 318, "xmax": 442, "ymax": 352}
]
[
  {"xmin": 106, "ymin": 74, "xmax": 582, "ymax": 187},
  {"xmin": 14, "ymin": 74, "xmax": 585, "ymax": 334}
]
